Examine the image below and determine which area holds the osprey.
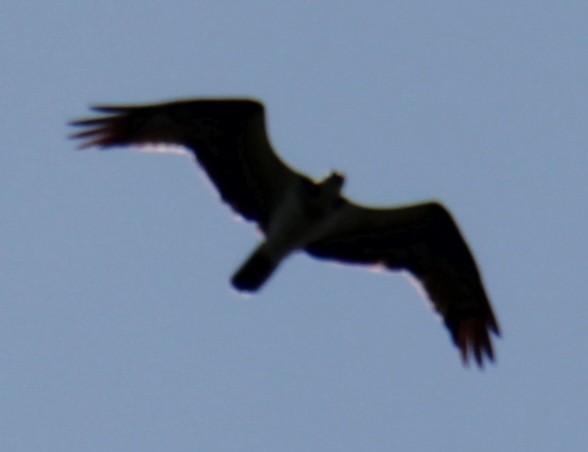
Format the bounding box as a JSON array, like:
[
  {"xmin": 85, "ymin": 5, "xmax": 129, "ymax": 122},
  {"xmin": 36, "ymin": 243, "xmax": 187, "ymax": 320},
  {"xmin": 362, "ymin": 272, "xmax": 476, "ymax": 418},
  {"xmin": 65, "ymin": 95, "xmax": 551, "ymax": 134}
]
[{"xmin": 70, "ymin": 98, "xmax": 500, "ymax": 367}]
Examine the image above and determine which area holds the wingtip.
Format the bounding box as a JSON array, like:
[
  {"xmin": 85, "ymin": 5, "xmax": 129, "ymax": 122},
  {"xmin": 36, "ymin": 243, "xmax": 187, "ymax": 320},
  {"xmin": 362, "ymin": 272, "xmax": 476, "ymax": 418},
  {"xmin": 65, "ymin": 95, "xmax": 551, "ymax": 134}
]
[
  {"xmin": 68, "ymin": 128, "xmax": 111, "ymax": 150},
  {"xmin": 453, "ymin": 315, "xmax": 498, "ymax": 369},
  {"xmin": 69, "ymin": 106, "xmax": 132, "ymax": 150}
]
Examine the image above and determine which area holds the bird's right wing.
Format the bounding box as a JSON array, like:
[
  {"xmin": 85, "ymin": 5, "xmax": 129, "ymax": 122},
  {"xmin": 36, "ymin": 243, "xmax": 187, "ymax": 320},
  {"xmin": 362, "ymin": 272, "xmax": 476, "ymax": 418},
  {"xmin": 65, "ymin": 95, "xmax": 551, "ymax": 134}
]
[
  {"xmin": 70, "ymin": 99, "xmax": 305, "ymax": 229},
  {"xmin": 306, "ymin": 201, "xmax": 500, "ymax": 367}
]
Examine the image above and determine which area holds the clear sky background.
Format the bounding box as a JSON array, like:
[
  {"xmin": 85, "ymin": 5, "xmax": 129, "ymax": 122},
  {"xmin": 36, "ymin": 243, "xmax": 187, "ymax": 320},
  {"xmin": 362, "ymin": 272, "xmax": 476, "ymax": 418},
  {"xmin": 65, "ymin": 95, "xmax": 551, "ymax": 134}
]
[{"xmin": 2, "ymin": 2, "xmax": 587, "ymax": 451}]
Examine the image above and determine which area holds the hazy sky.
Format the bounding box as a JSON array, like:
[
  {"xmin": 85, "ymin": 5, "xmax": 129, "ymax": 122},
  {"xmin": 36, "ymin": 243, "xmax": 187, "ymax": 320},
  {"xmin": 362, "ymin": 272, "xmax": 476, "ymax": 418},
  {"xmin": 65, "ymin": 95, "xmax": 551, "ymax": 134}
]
[{"xmin": 3, "ymin": 2, "xmax": 588, "ymax": 450}]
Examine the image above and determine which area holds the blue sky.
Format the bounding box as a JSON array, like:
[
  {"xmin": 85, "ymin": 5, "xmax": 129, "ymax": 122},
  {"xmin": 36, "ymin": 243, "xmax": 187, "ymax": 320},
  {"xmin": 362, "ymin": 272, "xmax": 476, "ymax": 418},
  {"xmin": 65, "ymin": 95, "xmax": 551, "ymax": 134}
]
[{"xmin": 2, "ymin": 2, "xmax": 587, "ymax": 450}]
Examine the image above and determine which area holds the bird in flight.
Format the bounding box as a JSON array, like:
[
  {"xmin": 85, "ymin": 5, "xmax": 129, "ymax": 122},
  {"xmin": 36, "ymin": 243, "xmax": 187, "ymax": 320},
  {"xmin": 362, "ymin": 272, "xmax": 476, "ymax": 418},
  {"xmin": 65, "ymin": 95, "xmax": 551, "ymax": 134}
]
[{"xmin": 70, "ymin": 98, "xmax": 500, "ymax": 367}]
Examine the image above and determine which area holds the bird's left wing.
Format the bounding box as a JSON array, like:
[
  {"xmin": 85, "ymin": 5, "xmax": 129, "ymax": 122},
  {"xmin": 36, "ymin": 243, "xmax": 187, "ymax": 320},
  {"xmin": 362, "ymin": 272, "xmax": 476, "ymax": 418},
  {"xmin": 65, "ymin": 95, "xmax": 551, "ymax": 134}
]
[
  {"xmin": 70, "ymin": 99, "xmax": 305, "ymax": 229},
  {"xmin": 306, "ymin": 201, "xmax": 500, "ymax": 367}
]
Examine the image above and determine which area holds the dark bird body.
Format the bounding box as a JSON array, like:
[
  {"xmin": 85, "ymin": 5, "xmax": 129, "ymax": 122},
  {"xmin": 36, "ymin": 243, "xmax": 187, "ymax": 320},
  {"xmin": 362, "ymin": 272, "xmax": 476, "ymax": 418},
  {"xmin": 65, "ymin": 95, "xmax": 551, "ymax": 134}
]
[{"xmin": 70, "ymin": 98, "xmax": 500, "ymax": 367}]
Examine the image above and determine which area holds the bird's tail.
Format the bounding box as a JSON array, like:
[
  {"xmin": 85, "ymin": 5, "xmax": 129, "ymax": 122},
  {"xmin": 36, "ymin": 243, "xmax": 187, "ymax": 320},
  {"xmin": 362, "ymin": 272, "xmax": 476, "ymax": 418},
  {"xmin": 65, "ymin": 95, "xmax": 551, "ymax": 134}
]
[{"xmin": 231, "ymin": 245, "xmax": 280, "ymax": 292}]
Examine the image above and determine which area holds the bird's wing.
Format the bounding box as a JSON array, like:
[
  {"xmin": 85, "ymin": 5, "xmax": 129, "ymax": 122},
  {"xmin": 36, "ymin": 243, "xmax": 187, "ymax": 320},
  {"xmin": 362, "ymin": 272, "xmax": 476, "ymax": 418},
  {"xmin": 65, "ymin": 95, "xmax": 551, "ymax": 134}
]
[
  {"xmin": 70, "ymin": 99, "xmax": 304, "ymax": 229},
  {"xmin": 306, "ymin": 201, "xmax": 500, "ymax": 367}
]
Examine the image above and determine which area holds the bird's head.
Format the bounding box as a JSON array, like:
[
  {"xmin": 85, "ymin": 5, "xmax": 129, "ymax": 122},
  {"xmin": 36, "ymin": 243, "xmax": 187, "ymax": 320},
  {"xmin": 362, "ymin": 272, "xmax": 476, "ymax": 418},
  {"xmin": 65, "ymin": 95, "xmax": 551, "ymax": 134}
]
[
  {"xmin": 323, "ymin": 171, "xmax": 345, "ymax": 193},
  {"xmin": 312, "ymin": 171, "xmax": 345, "ymax": 206},
  {"xmin": 303, "ymin": 171, "xmax": 345, "ymax": 203}
]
